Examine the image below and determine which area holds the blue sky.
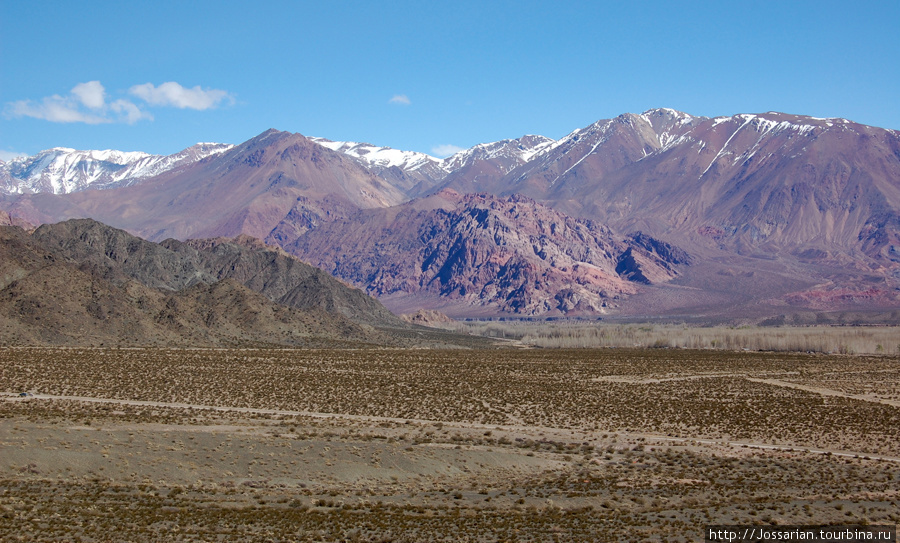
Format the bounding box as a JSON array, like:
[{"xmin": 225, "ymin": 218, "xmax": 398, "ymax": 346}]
[{"xmin": 2, "ymin": 0, "xmax": 898, "ymax": 159}]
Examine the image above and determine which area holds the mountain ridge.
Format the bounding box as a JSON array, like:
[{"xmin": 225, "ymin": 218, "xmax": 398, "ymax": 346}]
[
  {"xmin": 0, "ymin": 143, "xmax": 233, "ymax": 194},
  {"xmin": 31, "ymin": 218, "xmax": 405, "ymax": 327},
  {"xmin": 0, "ymin": 223, "xmax": 379, "ymax": 347},
  {"xmin": 3, "ymin": 108, "xmax": 898, "ymax": 318}
]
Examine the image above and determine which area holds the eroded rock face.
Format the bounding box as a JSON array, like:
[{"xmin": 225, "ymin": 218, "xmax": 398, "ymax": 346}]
[{"xmin": 288, "ymin": 191, "xmax": 688, "ymax": 316}]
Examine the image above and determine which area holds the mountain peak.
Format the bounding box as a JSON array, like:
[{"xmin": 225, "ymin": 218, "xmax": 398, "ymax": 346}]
[
  {"xmin": 442, "ymin": 134, "xmax": 558, "ymax": 173},
  {"xmin": 309, "ymin": 137, "xmax": 442, "ymax": 172},
  {"xmin": 641, "ymin": 107, "xmax": 693, "ymax": 118},
  {"xmin": 244, "ymin": 128, "xmax": 301, "ymax": 147}
]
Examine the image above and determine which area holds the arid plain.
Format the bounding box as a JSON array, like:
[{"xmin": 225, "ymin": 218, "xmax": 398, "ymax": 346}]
[{"xmin": 2, "ymin": 346, "xmax": 899, "ymax": 542}]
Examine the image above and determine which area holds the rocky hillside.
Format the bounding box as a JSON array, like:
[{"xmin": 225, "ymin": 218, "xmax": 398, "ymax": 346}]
[
  {"xmin": 0, "ymin": 219, "xmax": 432, "ymax": 347},
  {"xmin": 287, "ymin": 190, "xmax": 688, "ymax": 316},
  {"xmin": 174, "ymin": 236, "xmax": 402, "ymax": 327},
  {"xmin": 31, "ymin": 219, "xmax": 404, "ymax": 327}
]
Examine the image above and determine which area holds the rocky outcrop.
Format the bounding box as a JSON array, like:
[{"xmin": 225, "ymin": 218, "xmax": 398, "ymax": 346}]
[
  {"xmin": 288, "ymin": 191, "xmax": 688, "ymax": 316},
  {"xmin": 400, "ymin": 309, "xmax": 455, "ymax": 327}
]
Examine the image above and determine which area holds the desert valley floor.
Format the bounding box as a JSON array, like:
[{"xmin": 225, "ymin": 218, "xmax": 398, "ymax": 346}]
[{"xmin": 2, "ymin": 347, "xmax": 899, "ymax": 542}]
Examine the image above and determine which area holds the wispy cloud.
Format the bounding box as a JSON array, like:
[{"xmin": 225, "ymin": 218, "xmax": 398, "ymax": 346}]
[
  {"xmin": 389, "ymin": 94, "xmax": 411, "ymax": 106},
  {"xmin": 432, "ymin": 144, "xmax": 465, "ymax": 157},
  {"xmin": 4, "ymin": 81, "xmax": 151, "ymax": 125},
  {"xmin": 5, "ymin": 80, "xmax": 234, "ymax": 125},
  {"xmin": 6, "ymin": 96, "xmax": 110, "ymax": 124},
  {"xmin": 110, "ymin": 99, "xmax": 148, "ymax": 124},
  {"xmin": 130, "ymin": 82, "xmax": 234, "ymax": 110}
]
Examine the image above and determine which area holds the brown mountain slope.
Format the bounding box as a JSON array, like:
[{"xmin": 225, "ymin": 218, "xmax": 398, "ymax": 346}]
[
  {"xmin": 32, "ymin": 219, "xmax": 404, "ymax": 327},
  {"xmin": 458, "ymin": 111, "xmax": 900, "ymax": 263},
  {"xmin": 0, "ymin": 210, "xmax": 34, "ymax": 230},
  {"xmin": 429, "ymin": 110, "xmax": 900, "ymax": 315},
  {"xmin": 0, "ymin": 223, "xmax": 399, "ymax": 347},
  {"xmin": 287, "ymin": 190, "xmax": 687, "ymax": 317},
  {"xmin": 0, "ymin": 239, "xmax": 168, "ymax": 346},
  {"xmin": 36, "ymin": 130, "xmax": 409, "ymax": 242}
]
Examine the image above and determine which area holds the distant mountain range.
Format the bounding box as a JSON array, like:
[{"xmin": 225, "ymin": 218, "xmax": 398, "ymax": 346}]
[
  {"xmin": 3, "ymin": 108, "xmax": 899, "ymax": 319},
  {"xmin": 1, "ymin": 143, "xmax": 233, "ymax": 194}
]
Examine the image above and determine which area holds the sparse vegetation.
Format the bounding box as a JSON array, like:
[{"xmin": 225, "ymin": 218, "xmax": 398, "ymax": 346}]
[
  {"xmin": 452, "ymin": 321, "xmax": 900, "ymax": 354},
  {"xmin": 1, "ymin": 346, "xmax": 898, "ymax": 541}
]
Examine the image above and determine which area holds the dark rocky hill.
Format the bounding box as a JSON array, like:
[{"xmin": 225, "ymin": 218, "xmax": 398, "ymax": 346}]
[
  {"xmin": 32, "ymin": 219, "xmax": 403, "ymax": 326},
  {"xmin": 174, "ymin": 235, "xmax": 402, "ymax": 326},
  {"xmin": 0, "ymin": 220, "xmax": 467, "ymax": 347}
]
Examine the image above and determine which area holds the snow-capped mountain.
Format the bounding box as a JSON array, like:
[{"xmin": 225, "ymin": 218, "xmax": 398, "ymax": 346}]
[
  {"xmin": 310, "ymin": 138, "xmax": 442, "ymax": 172},
  {"xmin": 309, "ymin": 135, "xmax": 562, "ymax": 197},
  {"xmin": 311, "ymin": 134, "xmax": 559, "ymax": 175},
  {"xmin": 309, "ymin": 137, "xmax": 449, "ymax": 196},
  {"xmin": 0, "ymin": 143, "xmax": 233, "ymax": 195},
  {"xmin": 442, "ymin": 134, "xmax": 557, "ymax": 173}
]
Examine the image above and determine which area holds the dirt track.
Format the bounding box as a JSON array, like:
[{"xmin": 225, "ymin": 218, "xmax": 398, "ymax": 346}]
[
  {"xmin": 745, "ymin": 377, "xmax": 900, "ymax": 407},
  {"xmin": 5, "ymin": 392, "xmax": 900, "ymax": 463}
]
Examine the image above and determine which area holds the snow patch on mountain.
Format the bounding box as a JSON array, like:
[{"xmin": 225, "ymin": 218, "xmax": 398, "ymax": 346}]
[
  {"xmin": 443, "ymin": 135, "xmax": 558, "ymax": 174},
  {"xmin": 310, "ymin": 138, "xmax": 442, "ymax": 172},
  {"xmin": 313, "ymin": 135, "xmax": 560, "ymax": 178},
  {"xmin": 1, "ymin": 143, "xmax": 233, "ymax": 194}
]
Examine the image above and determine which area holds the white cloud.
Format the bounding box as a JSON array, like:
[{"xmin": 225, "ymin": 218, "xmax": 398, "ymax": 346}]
[
  {"xmin": 5, "ymin": 81, "xmax": 147, "ymax": 124},
  {"xmin": 5, "ymin": 94, "xmax": 111, "ymax": 124},
  {"xmin": 432, "ymin": 144, "xmax": 465, "ymax": 157},
  {"xmin": 71, "ymin": 80, "xmax": 106, "ymax": 110},
  {"xmin": 130, "ymin": 82, "xmax": 233, "ymax": 110},
  {"xmin": 5, "ymin": 80, "xmax": 232, "ymax": 125},
  {"xmin": 389, "ymin": 94, "xmax": 411, "ymax": 105}
]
